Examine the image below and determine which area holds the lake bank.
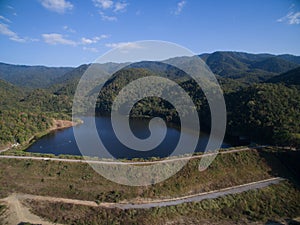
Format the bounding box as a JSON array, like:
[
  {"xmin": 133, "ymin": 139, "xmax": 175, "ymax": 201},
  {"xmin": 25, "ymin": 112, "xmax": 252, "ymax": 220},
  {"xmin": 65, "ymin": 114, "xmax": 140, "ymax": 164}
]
[
  {"xmin": 25, "ymin": 116, "xmax": 231, "ymax": 159},
  {"xmin": 0, "ymin": 119, "xmax": 80, "ymax": 155}
]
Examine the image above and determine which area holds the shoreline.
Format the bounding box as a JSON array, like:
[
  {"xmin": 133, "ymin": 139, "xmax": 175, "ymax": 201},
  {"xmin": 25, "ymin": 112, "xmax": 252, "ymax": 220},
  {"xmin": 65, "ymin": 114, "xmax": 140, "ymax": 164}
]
[
  {"xmin": 0, "ymin": 119, "xmax": 80, "ymax": 154},
  {"xmin": 50, "ymin": 119, "xmax": 78, "ymax": 132},
  {"xmin": 26, "ymin": 119, "xmax": 80, "ymax": 149}
]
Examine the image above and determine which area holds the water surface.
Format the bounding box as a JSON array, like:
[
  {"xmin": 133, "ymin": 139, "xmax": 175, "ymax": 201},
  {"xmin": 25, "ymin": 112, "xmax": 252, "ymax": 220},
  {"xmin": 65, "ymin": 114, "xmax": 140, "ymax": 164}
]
[{"xmin": 26, "ymin": 117, "xmax": 230, "ymax": 159}]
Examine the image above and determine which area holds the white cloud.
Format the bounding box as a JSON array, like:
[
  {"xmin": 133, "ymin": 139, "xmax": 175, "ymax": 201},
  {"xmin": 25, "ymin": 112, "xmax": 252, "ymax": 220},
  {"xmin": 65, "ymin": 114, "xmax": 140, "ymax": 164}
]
[
  {"xmin": 63, "ymin": 25, "xmax": 76, "ymax": 33},
  {"xmin": 81, "ymin": 37, "xmax": 97, "ymax": 44},
  {"xmin": 0, "ymin": 15, "xmax": 11, "ymax": 23},
  {"xmin": 174, "ymin": 0, "xmax": 186, "ymax": 15},
  {"xmin": 277, "ymin": 11, "xmax": 300, "ymax": 25},
  {"xmin": 6, "ymin": 5, "xmax": 17, "ymax": 16},
  {"xmin": 114, "ymin": 2, "xmax": 127, "ymax": 12},
  {"xmin": 42, "ymin": 33, "xmax": 109, "ymax": 46},
  {"xmin": 0, "ymin": 22, "xmax": 26, "ymax": 42},
  {"xmin": 42, "ymin": 33, "xmax": 77, "ymax": 46},
  {"xmin": 83, "ymin": 47, "xmax": 99, "ymax": 52},
  {"xmin": 40, "ymin": 0, "xmax": 73, "ymax": 13},
  {"xmin": 81, "ymin": 35, "xmax": 108, "ymax": 44},
  {"xmin": 277, "ymin": 4, "xmax": 300, "ymax": 25},
  {"xmin": 93, "ymin": 0, "xmax": 128, "ymax": 21},
  {"xmin": 93, "ymin": 0, "xmax": 114, "ymax": 9},
  {"xmin": 105, "ymin": 42, "xmax": 142, "ymax": 49},
  {"xmin": 99, "ymin": 11, "xmax": 117, "ymax": 21}
]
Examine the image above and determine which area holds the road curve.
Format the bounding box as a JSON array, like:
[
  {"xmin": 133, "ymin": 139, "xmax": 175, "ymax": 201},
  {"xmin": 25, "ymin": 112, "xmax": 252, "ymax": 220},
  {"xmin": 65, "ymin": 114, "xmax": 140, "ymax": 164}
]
[
  {"xmin": 114, "ymin": 177, "xmax": 283, "ymax": 209},
  {"xmin": 13, "ymin": 177, "xmax": 283, "ymax": 209},
  {"xmin": 0, "ymin": 147, "xmax": 262, "ymax": 165}
]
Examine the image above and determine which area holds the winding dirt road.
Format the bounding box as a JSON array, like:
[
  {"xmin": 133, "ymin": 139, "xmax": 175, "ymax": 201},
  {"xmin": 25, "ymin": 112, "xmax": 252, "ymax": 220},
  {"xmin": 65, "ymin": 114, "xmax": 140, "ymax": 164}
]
[
  {"xmin": 4, "ymin": 177, "xmax": 284, "ymax": 210},
  {"xmin": 0, "ymin": 177, "xmax": 283, "ymax": 224}
]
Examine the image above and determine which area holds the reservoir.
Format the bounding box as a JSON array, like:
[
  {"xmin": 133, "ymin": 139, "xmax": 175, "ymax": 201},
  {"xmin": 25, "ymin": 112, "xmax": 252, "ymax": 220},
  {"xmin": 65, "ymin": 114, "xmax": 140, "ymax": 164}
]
[{"xmin": 26, "ymin": 116, "xmax": 230, "ymax": 159}]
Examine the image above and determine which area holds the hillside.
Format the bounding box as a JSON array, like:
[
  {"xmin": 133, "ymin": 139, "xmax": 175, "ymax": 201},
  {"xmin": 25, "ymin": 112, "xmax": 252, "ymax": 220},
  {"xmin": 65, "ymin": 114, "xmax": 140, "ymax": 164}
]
[
  {"xmin": 225, "ymin": 84, "xmax": 300, "ymax": 146},
  {"xmin": 0, "ymin": 62, "xmax": 73, "ymax": 88},
  {"xmin": 199, "ymin": 51, "xmax": 300, "ymax": 83},
  {"xmin": 0, "ymin": 79, "xmax": 70, "ymax": 146},
  {"xmin": 0, "ymin": 79, "xmax": 23, "ymax": 108},
  {"xmin": 1, "ymin": 52, "xmax": 300, "ymax": 147},
  {"xmin": 1, "ymin": 51, "xmax": 300, "ymax": 90},
  {"xmin": 250, "ymin": 57, "xmax": 299, "ymax": 73},
  {"xmin": 267, "ymin": 66, "xmax": 300, "ymax": 86}
]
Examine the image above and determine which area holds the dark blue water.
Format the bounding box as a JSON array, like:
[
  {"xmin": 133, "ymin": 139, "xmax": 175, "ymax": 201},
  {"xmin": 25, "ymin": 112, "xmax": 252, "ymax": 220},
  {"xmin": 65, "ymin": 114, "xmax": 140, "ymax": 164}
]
[{"xmin": 26, "ymin": 117, "xmax": 230, "ymax": 159}]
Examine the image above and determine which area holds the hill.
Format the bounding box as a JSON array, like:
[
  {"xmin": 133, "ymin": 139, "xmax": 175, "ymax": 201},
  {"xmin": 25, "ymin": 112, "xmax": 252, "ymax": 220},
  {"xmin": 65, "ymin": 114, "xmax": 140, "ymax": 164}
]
[
  {"xmin": 0, "ymin": 79, "xmax": 23, "ymax": 109},
  {"xmin": 0, "ymin": 62, "xmax": 73, "ymax": 88},
  {"xmin": 1, "ymin": 52, "xmax": 300, "ymax": 147},
  {"xmin": 1, "ymin": 51, "xmax": 299, "ymax": 90},
  {"xmin": 267, "ymin": 66, "xmax": 300, "ymax": 86},
  {"xmin": 225, "ymin": 83, "xmax": 300, "ymax": 146},
  {"xmin": 199, "ymin": 51, "xmax": 300, "ymax": 83},
  {"xmin": 250, "ymin": 57, "xmax": 299, "ymax": 73},
  {"xmin": 0, "ymin": 79, "xmax": 70, "ymax": 146}
]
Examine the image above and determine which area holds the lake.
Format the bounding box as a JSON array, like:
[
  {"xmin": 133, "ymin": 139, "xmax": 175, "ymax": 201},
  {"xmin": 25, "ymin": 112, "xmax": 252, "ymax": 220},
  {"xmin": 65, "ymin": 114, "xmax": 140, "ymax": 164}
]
[{"xmin": 26, "ymin": 116, "xmax": 230, "ymax": 159}]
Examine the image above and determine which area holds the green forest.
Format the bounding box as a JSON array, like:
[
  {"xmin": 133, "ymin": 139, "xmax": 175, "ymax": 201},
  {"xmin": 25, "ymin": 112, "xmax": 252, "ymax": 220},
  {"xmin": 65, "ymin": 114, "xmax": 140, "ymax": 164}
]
[{"xmin": 0, "ymin": 51, "xmax": 299, "ymax": 149}]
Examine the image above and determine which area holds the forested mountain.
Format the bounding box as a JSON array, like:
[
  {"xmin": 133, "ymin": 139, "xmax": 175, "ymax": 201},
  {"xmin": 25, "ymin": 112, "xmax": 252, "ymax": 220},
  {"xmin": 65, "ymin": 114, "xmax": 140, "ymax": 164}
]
[
  {"xmin": 95, "ymin": 62, "xmax": 191, "ymax": 120},
  {"xmin": 0, "ymin": 51, "xmax": 299, "ymax": 92},
  {"xmin": 51, "ymin": 64, "xmax": 89, "ymax": 96},
  {"xmin": 0, "ymin": 79, "xmax": 71, "ymax": 145},
  {"xmin": 225, "ymin": 84, "xmax": 300, "ymax": 146},
  {"xmin": 0, "ymin": 62, "xmax": 73, "ymax": 88},
  {"xmin": 94, "ymin": 62, "xmax": 300, "ymax": 147},
  {"xmin": 0, "ymin": 79, "xmax": 23, "ymax": 108},
  {"xmin": 267, "ymin": 66, "xmax": 300, "ymax": 86},
  {"xmin": 199, "ymin": 51, "xmax": 300, "ymax": 83},
  {"xmin": 250, "ymin": 57, "xmax": 298, "ymax": 73},
  {"xmin": 1, "ymin": 51, "xmax": 300, "ymax": 148},
  {"xmin": 277, "ymin": 54, "xmax": 300, "ymax": 64},
  {"xmin": 1, "ymin": 51, "xmax": 300, "ymax": 90}
]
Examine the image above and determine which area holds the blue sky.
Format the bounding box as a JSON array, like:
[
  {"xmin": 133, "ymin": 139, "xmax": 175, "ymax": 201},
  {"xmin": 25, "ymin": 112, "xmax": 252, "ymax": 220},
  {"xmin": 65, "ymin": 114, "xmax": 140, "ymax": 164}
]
[{"xmin": 0, "ymin": 0, "xmax": 299, "ymax": 66}]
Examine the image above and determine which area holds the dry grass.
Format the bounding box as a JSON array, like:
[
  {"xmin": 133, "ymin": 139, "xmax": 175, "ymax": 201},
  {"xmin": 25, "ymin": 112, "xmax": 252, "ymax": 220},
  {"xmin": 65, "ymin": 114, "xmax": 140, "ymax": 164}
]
[
  {"xmin": 23, "ymin": 181, "xmax": 300, "ymax": 225},
  {"xmin": 0, "ymin": 150, "xmax": 280, "ymax": 202}
]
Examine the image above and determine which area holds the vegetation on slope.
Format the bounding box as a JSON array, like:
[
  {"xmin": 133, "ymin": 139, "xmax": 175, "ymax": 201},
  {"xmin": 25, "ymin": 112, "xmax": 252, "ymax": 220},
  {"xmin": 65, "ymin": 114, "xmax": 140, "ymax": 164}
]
[
  {"xmin": 24, "ymin": 181, "xmax": 300, "ymax": 225},
  {"xmin": 0, "ymin": 148, "xmax": 296, "ymax": 203},
  {"xmin": 267, "ymin": 66, "xmax": 300, "ymax": 86},
  {"xmin": 200, "ymin": 51, "xmax": 300, "ymax": 83},
  {"xmin": 0, "ymin": 62, "xmax": 73, "ymax": 89},
  {"xmin": 226, "ymin": 84, "xmax": 300, "ymax": 146},
  {"xmin": 95, "ymin": 64, "xmax": 300, "ymax": 147},
  {"xmin": 0, "ymin": 79, "xmax": 72, "ymax": 146},
  {"xmin": 1, "ymin": 52, "xmax": 300, "ymax": 148}
]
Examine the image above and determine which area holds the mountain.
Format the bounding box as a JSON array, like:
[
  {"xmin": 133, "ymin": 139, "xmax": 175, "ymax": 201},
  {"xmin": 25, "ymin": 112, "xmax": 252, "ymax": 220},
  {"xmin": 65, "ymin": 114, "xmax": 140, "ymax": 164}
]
[
  {"xmin": 277, "ymin": 54, "xmax": 300, "ymax": 64},
  {"xmin": 267, "ymin": 66, "xmax": 300, "ymax": 86},
  {"xmin": 0, "ymin": 62, "xmax": 73, "ymax": 88},
  {"xmin": 249, "ymin": 57, "xmax": 299, "ymax": 73},
  {"xmin": 199, "ymin": 51, "xmax": 300, "ymax": 83},
  {"xmin": 0, "ymin": 79, "xmax": 23, "ymax": 108},
  {"xmin": 95, "ymin": 61, "xmax": 194, "ymax": 118},
  {"xmin": 225, "ymin": 83, "xmax": 300, "ymax": 145},
  {"xmin": 51, "ymin": 64, "xmax": 89, "ymax": 96},
  {"xmin": 1, "ymin": 54, "xmax": 300, "ymax": 147},
  {"xmin": 1, "ymin": 51, "xmax": 299, "ymax": 89}
]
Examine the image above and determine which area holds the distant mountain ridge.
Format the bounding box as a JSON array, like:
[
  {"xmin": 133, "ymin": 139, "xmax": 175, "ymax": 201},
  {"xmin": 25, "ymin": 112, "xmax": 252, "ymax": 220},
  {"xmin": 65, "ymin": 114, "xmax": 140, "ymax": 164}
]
[
  {"xmin": 1, "ymin": 51, "xmax": 300, "ymax": 88},
  {"xmin": 199, "ymin": 51, "xmax": 300, "ymax": 83},
  {"xmin": 0, "ymin": 62, "xmax": 73, "ymax": 89}
]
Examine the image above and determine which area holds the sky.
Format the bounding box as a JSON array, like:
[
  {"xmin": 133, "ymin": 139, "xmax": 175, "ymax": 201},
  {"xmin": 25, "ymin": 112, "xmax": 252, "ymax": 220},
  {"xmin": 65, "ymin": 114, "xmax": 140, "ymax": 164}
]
[{"xmin": 0, "ymin": 0, "xmax": 300, "ymax": 67}]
